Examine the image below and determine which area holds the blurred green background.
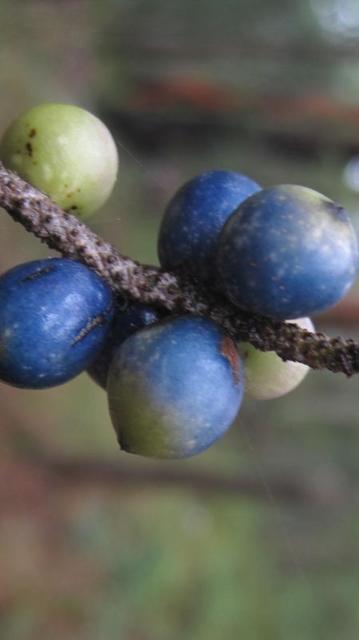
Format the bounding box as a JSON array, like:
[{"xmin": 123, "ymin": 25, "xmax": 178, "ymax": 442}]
[{"xmin": 1, "ymin": 1, "xmax": 359, "ymax": 638}]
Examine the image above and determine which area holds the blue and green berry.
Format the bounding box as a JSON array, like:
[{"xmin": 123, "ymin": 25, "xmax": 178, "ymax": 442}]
[
  {"xmin": 158, "ymin": 170, "xmax": 260, "ymax": 280},
  {"xmin": 88, "ymin": 302, "xmax": 160, "ymax": 388},
  {"xmin": 0, "ymin": 258, "xmax": 114, "ymax": 388},
  {"xmin": 107, "ymin": 316, "xmax": 245, "ymax": 459},
  {"xmin": 216, "ymin": 185, "xmax": 358, "ymax": 319}
]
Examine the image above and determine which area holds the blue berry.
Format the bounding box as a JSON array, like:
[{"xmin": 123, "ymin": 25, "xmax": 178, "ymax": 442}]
[
  {"xmin": 158, "ymin": 170, "xmax": 260, "ymax": 280},
  {"xmin": 216, "ymin": 185, "xmax": 358, "ymax": 319},
  {"xmin": 88, "ymin": 302, "xmax": 160, "ymax": 388},
  {"xmin": 0, "ymin": 258, "xmax": 114, "ymax": 388},
  {"xmin": 107, "ymin": 316, "xmax": 244, "ymax": 459}
]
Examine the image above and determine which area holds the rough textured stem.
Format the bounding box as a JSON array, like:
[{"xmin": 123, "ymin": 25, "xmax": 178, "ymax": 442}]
[{"xmin": 0, "ymin": 161, "xmax": 358, "ymax": 375}]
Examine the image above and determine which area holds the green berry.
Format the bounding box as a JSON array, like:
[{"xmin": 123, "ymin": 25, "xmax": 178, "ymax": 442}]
[
  {"xmin": 0, "ymin": 103, "xmax": 118, "ymax": 218},
  {"xmin": 239, "ymin": 317, "xmax": 314, "ymax": 400}
]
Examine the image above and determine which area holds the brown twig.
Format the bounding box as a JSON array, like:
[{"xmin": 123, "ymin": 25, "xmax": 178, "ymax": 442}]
[{"xmin": 0, "ymin": 161, "xmax": 359, "ymax": 375}]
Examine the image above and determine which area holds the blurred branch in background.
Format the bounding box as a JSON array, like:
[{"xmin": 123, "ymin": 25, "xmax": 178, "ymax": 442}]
[
  {"xmin": 117, "ymin": 39, "xmax": 359, "ymax": 62},
  {"xmin": 103, "ymin": 80, "xmax": 359, "ymax": 158},
  {"xmin": 0, "ymin": 394, "xmax": 353, "ymax": 511},
  {"xmin": 0, "ymin": 419, "xmax": 352, "ymax": 510},
  {"xmin": 319, "ymin": 297, "xmax": 359, "ymax": 326},
  {"xmin": 2, "ymin": 452, "xmax": 352, "ymax": 508}
]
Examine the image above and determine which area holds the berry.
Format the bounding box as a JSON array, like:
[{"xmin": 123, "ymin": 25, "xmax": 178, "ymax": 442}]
[
  {"xmin": 107, "ymin": 316, "xmax": 244, "ymax": 459},
  {"xmin": 216, "ymin": 185, "xmax": 358, "ymax": 319},
  {"xmin": 0, "ymin": 103, "xmax": 118, "ymax": 218},
  {"xmin": 158, "ymin": 170, "xmax": 260, "ymax": 280},
  {"xmin": 88, "ymin": 302, "xmax": 160, "ymax": 388},
  {"xmin": 239, "ymin": 317, "xmax": 314, "ymax": 400},
  {"xmin": 0, "ymin": 258, "xmax": 113, "ymax": 388}
]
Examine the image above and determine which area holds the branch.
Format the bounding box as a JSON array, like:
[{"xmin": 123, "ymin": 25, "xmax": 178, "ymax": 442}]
[{"xmin": 0, "ymin": 161, "xmax": 358, "ymax": 375}]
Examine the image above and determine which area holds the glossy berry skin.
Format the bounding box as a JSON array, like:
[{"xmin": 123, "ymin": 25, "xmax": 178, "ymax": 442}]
[
  {"xmin": 107, "ymin": 316, "xmax": 244, "ymax": 459},
  {"xmin": 158, "ymin": 170, "xmax": 260, "ymax": 280},
  {"xmin": 0, "ymin": 103, "xmax": 118, "ymax": 218},
  {"xmin": 88, "ymin": 302, "xmax": 160, "ymax": 389},
  {"xmin": 239, "ymin": 317, "xmax": 314, "ymax": 400},
  {"xmin": 216, "ymin": 185, "xmax": 358, "ymax": 319},
  {"xmin": 0, "ymin": 258, "xmax": 114, "ymax": 389}
]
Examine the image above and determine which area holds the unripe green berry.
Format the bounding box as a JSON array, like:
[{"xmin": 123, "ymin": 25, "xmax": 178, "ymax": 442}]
[
  {"xmin": 0, "ymin": 103, "xmax": 118, "ymax": 218},
  {"xmin": 239, "ymin": 317, "xmax": 314, "ymax": 400}
]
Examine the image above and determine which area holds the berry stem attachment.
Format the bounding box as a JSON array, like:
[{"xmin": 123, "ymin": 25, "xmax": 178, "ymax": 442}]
[{"xmin": 0, "ymin": 161, "xmax": 358, "ymax": 376}]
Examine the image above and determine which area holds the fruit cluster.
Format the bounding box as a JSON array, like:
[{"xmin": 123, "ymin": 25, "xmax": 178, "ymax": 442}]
[{"xmin": 0, "ymin": 104, "xmax": 358, "ymax": 459}]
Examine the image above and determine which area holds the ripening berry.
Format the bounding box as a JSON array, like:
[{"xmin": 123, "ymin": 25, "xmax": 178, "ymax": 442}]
[
  {"xmin": 88, "ymin": 302, "xmax": 160, "ymax": 388},
  {"xmin": 238, "ymin": 317, "xmax": 314, "ymax": 400},
  {"xmin": 158, "ymin": 170, "xmax": 260, "ymax": 280},
  {"xmin": 216, "ymin": 185, "xmax": 358, "ymax": 319},
  {"xmin": 0, "ymin": 103, "xmax": 118, "ymax": 218},
  {"xmin": 107, "ymin": 316, "xmax": 244, "ymax": 459},
  {"xmin": 0, "ymin": 258, "xmax": 113, "ymax": 388}
]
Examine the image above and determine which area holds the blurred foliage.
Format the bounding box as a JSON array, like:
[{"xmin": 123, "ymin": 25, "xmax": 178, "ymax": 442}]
[{"xmin": 1, "ymin": 0, "xmax": 359, "ymax": 638}]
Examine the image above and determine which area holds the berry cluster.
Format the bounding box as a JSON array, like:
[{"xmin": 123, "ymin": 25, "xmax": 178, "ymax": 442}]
[{"xmin": 0, "ymin": 104, "xmax": 358, "ymax": 459}]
